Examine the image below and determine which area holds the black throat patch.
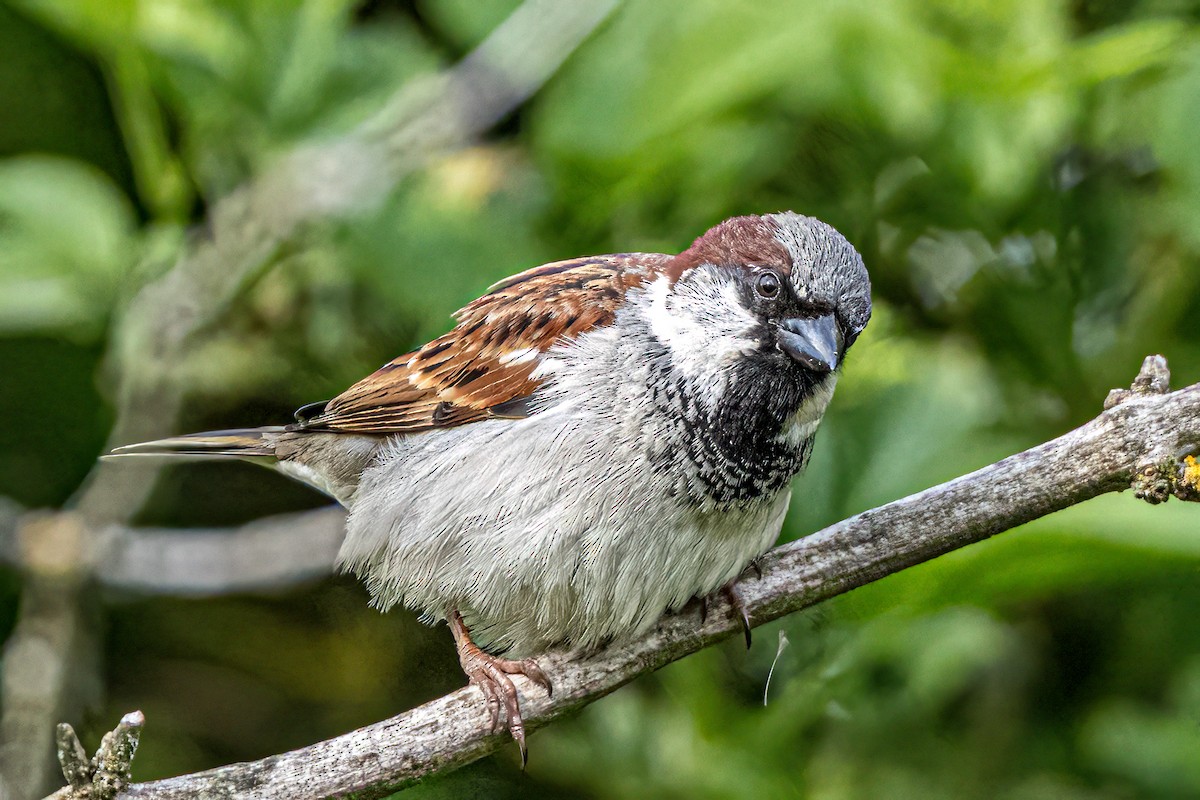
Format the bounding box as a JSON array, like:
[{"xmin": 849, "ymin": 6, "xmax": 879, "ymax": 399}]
[{"xmin": 649, "ymin": 347, "xmax": 821, "ymax": 508}]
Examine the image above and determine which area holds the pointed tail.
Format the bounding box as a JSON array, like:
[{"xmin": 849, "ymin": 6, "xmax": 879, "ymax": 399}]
[{"xmin": 105, "ymin": 428, "xmax": 284, "ymax": 460}]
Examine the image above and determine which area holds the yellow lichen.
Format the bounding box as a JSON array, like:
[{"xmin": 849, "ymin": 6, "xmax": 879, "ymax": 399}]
[{"xmin": 1180, "ymin": 455, "xmax": 1200, "ymax": 493}]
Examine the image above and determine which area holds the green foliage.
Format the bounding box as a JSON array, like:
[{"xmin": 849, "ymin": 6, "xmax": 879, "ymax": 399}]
[
  {"xmin": 0, "ymin": 156, "xmax": 135, "ymax": 337},
  {"xmin": 2, "ymin": 0, "xmax": 1200, "ymax": 797}
]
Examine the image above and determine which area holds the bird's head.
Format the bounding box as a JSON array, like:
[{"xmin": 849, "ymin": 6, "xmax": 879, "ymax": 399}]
[{"xmin": 648, "ymin": 212, "xmax": 871, "ymax": 401}]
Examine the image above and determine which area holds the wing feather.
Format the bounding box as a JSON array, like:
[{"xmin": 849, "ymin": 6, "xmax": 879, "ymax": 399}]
[{"xmin": 300, "ymin": 253, "xmax": 668, "ymax": 434}]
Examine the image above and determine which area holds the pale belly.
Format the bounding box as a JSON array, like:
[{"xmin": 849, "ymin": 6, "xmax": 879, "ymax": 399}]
[{"xmin": 339, "ymin": 411, "xmax": 792, "ymax": 655}]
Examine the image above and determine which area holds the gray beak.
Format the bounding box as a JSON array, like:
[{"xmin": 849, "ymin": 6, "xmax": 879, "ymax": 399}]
[{"xmin": 778, "ymin": 315, "xmax": 840, "ymax": 373}]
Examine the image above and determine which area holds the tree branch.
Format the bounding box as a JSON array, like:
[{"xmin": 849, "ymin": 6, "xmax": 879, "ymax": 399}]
[{"xmin": 61, "ymin": 356, "xmax": 1197, "ymax": 799}]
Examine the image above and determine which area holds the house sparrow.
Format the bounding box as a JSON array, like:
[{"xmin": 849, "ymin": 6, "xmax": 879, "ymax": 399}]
[{"xmin": 112, "ymin": 212, "xmax": 871, "ymax": 759}]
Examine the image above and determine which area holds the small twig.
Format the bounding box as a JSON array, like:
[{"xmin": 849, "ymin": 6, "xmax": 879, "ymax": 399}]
[
  {"xmin": 1104, "ymin": 353, "xmax": 1171, "ymax": 410},
  {"xmin": 91, "ymin": 712, "xmax": 145, "ymax": 799},
  {"xmin": 59, "ymin": 357, "xmax": 1198, "ymax": 799},
  {"xmin": 55, "ymin": 725, "xmax": 90, "ymax": 793},
  {"xmin": 48, "ymin": 712, "xmax": 145, "ymax": 800},
  {"xmin": 1107, "ymin": 355, "xmax": 1200, "ymax": 504}
]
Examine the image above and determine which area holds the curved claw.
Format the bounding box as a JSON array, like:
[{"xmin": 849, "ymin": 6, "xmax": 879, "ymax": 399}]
[
  {"xmin": 507, "ymin": 657, "xmax": 553, "ymax": 698},
  {"xmin": 448, "ymin": 611, "xmax": 552, "ymax": 767},
  {"xmin": 748, "ymin": 557, "xmax": 764, "ymax": 580}
]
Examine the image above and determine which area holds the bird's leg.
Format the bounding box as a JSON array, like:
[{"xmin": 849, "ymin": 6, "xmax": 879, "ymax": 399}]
[
  {"xmin": 711, "ymin": 560, "xmax": 763, "ymax": 648},
  {"xmin": 695, "ymin": 557, "xmax": 766, "ymax": 640},
  {"xmin": 448, "ymin": 610, "xmax": 553, "ymax": 766}
]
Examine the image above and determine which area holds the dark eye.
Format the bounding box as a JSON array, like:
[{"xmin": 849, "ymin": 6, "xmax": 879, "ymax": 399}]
[{"xmin": 755, "ymin": 270, "xmax": 781, "ymax": 299}]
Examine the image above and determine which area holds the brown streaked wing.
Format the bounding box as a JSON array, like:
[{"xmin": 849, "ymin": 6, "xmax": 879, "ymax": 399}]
[{"xmin": 302, "ymin": 253, "xmax": 669, "ymax": 434}]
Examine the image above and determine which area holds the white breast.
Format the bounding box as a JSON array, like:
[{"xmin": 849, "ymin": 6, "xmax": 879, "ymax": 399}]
[{"xmin": 339, "ymin": 288, "xmax": 799, "ymax": 656}]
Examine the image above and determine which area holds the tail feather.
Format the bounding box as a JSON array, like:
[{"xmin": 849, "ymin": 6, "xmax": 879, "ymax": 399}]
[{"xmin": 105, "ymin": 428, "xmax": 284, "ymax": 460}]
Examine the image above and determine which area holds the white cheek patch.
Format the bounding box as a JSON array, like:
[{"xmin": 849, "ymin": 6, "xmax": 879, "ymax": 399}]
[
  {"xmin": 776, "ymin": 373, "xmax": 838, "ymax": 448},
  {"xmin": 643, "ymin": 272, "xmax": 760, "ymax": 383}
]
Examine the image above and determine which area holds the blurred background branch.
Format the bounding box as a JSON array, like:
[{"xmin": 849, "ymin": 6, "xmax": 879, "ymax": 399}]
[
  {"xmin": 92, "ymin": 509, "xmax": 346, "ymax": 596},
  {"xmin": 59, "ymin": 359, "xmax": 1200, "ymax": 798},
  {"xmin": 0, "ymin": 508, "xmax": 344, "ymax": 596}
]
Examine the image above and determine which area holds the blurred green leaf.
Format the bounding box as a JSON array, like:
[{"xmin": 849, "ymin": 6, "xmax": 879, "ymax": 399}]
[
  {"xmin": 417, "ymin": 0, "xmax": 523, "ymax": 49},
  {"xmin": 1081, "ymin": 660, "xmax": 1200, "ymax": 795},
  {"xmin": 0, "ymin": 155, "xmax": 135, "ymax": 337}
]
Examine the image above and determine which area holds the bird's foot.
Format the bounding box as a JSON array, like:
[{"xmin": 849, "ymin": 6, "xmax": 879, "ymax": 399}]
[
  {"xmin": 696, "ymin": 561, "xmax": 758, "ymax": 647},
  {"xmin": 696, "ymin": 577, "xmax": 755, "ymax": 649},
  {"xmin": 448, "ymin": 610, "xmax": 553, "ymax": 766}
]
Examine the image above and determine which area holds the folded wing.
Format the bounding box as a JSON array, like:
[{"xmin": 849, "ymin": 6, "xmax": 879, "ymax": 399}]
[{"xmin": 299, "ymin": 253, "xmax": 668, "ymax": 434}]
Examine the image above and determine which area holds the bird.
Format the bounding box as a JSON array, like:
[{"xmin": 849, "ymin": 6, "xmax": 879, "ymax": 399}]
[{"xmin": 110, "ymin": 211, "xmax": 872, "ymax": 760}]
